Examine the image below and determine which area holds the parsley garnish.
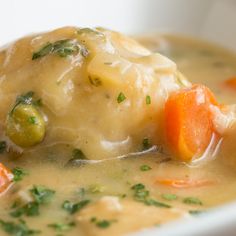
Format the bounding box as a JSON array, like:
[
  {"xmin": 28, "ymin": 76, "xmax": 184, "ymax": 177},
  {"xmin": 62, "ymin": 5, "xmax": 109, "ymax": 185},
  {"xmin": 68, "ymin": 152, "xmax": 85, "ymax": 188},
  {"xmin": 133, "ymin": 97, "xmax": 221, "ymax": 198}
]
[
  {"xmin": 144, "ymin": 199, "xmax": 171, "ymax": 208},
  {"xmin": 0, "ymin": 141, "xmax": 6, "ymax": 153},
  {"xmin": 183, "ymin": 197, "xmax": 202, "ymax": 205},
  {"xmin": 12, "ymin": 168, "xmax": 28, "ymax": 182},
  {"xmin": 90, "ymin": 218, "xmax": 115, "ymax": 229},
  {"xmin": 10, "ymin": 186, "xmax": 55, "ymax": 218},
  {"xmin": 28, "ymin": 117, "xmax": 37, "ymax": 125},
  {"xmin": 140, "ymin": 165, "xmax": 152, "ymax": 171},
  {"xmin": 62, "ymin": 199, "xmax": 90, "ymax": 214},
  {"xmin": 189, "ymin": 210, "xmax": 204, "ymax": 215},
  {"xmin": 32, "ymin": 39, "xmax": 88, "ymax": 60},
  {"xmin": 142, "ymin": 138, "xmax": 151, "ymax": 150},
  {"xmin": 30, "ymin": 186, "xmax": 55, "ymax": 204},
  {"xmin": 16, "ymin": 91, "xmax": 34, "ymax": 105},
  {"xmin": 48, "ymin": 222, "xmax": 75, "ymax": 232},
  {"xmin": 117, "ymin": 92, "xmax": 126, "ymax": 103},
  {"xmin": 161, "ymin": 194, "xmax": 177, "ymax": 201},
  {"xmin": 10, "ymin": 91, "xmax": 41, "ymax": 115},
  {"xmin": 131, "ymin": 183, "xmax": 171, "ymax": 208},
  {"xmin": 10, "ymin": 202, "xmax": 39, "ymax": 218},
  {"xmin": 0, "ymin": 219, "xmax": 40, "ymax": 236},
  {"xmin": 72, "ymin": 149, "xmax": 87, "ymax": 160},
  {"xmin": 146, "ymin": 95, "xmax": 151, "ymax": 105}
]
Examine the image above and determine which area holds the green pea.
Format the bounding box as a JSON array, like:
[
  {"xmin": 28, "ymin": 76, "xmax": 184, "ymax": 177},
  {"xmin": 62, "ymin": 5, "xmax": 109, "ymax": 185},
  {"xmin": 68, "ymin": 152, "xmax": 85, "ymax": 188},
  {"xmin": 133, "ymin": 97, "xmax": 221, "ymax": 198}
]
[{"xmin": 6, "ymin": 104, "xmax": 45, "ymax": 147}]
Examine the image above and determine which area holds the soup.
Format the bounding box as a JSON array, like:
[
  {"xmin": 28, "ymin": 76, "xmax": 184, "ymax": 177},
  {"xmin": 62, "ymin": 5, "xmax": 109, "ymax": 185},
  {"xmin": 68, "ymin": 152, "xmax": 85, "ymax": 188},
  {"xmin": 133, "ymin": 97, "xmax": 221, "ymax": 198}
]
[{"xmin": 0, "ymin": 27, "xmax": 236, "ymax": 236}]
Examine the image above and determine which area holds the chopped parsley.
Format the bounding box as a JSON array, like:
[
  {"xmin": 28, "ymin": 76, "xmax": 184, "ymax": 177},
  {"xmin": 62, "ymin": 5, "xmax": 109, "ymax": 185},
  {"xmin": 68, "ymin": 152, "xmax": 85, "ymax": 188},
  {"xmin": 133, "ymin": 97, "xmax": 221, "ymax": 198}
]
[
  {"xmin": 117, "ymin": 92, "xmax": 126, "ymax": 103},
  {"xmin": 32, "ymin": 39, "xmax": 88, "ymax": 60},
  {"xmin": 28, "ymin": 116, "xmax": 37, "ymax": 125},
  {"xmin": 10, "ymin": 91, "xmax": 41, "ymax": 115},
  {"xmin": 0, "ymin": 219, "xmax": 40, "ymax": 236},
  {"xmin": 183, "ymin": 197, "xmax": 202, "ymax": 205},
  {"xmin": 10, "ymin": 202, "xmax": 39, "ymax": 218},
  {"xmin": 140, "ymin": 165, "xmax": 152, "ymax": 171},
  {"xmin": 30, "ymin": 186, "xmax": 55, "ymax": 204},
  {"xmin": 10, "ymin": 186, "xmax": 55, "ymax": 218},
  {"xmin": 0, "ymin": 141, "xmax": 6, "ymax": 153},
  {"xmin": 144, "ymin": 199, "xmax": 171, "ymax": 208},
  {"xmin": 161, "ymin": 194, "xmax": 177, "ymax": 201},
  {"xmin": 48, "ymin": 222, "xmax": 75, "ymax": 232},
  {"xmin": 142, "ymin": 138, "xmax": 151, "ymax": 150},
  {"xmin": 90, "ymin": 218, "xmax": 115, "ymax": 229},
  {"xmin": 146, "ymin": 95, "xmax": 151, "ymax": 105},
  {"xmin": 131, "ymin": 183, "xmax": 171, "ymax": 208},
  {"xmin": 62, "ymin": 199, "xmax": 90, "ymax": 214},
  {"xmin": 189, "ymin": 210, "xmax": 204, "ymax": 215},
  {"xmin": 12, "ymin": 167, "xmax": 28, "ymax": 182},
  {"xmin": 16, "ymin": 91, "xmax": 34, "ymax": 105},
  {"xmin": 72, "ymin": 149, "xmax": 87, "ymax": 160}
]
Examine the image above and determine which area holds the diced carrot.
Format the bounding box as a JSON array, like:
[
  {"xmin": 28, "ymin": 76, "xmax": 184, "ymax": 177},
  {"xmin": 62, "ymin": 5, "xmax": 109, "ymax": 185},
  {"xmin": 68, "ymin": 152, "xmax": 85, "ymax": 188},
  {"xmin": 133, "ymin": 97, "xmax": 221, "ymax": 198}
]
[
  {"xmin": 164, "ymin": 84, "xmax": 218, "ymax": 161},
  {"xmin": 223, "ymin": 77, "xmax": 236, "ymax": 90},
  {"xmin": 0, "ymin": 163, "xmax": 13, "ymax": 194},
  {"xmin": 156, "ymin": 178, "xmax": 215, "ymax": 188}
]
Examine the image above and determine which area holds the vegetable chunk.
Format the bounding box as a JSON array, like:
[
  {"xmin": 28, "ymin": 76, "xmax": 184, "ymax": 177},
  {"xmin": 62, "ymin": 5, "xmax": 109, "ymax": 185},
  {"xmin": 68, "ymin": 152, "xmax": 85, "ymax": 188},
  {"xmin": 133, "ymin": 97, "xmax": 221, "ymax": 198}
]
[
  {"xmin": 0, "ymin": 163, "xmax": 13, "ymax": 194},
  {"xmin": 164, "ymin": 84, "xmax": 218, "ymax": 161}
]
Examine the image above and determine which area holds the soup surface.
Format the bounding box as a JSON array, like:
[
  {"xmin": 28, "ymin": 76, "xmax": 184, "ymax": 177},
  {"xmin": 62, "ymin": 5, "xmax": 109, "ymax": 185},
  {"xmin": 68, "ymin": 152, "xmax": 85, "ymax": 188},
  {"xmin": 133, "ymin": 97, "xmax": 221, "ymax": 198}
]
[{"xmin": 0, "ymin": 28, "xmax": 236, "ymax": 236}]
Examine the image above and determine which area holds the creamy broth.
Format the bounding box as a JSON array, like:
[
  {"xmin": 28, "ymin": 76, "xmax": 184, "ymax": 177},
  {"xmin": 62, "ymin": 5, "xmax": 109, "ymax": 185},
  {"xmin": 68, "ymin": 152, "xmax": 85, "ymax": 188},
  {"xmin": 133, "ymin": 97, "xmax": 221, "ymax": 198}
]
[{"xmin": 0, "ymin": 28, "xmax": 236, "ymax": 236}]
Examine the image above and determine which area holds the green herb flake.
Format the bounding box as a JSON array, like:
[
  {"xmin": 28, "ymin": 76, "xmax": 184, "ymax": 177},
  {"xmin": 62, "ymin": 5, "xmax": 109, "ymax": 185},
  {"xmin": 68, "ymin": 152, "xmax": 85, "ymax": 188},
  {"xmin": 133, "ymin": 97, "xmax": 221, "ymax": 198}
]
[
  {"xmin": 189, "ymin": 210, "xmax": 204, "ymax": 216},
  {"xmin": 161, "ymin": 194, "xmax": 177, "ymax": 201},
  {"xmin": 32, "ymin": 39, "xmax": 88, "ymax": 60},
  {"xmin": 146, "ymin": 95, "xmax": 151, "ymax": 105},
  {"xmin": 142, "ymin": 138, "xmax": 151, "ymax": 150},
  {"xmin": 131, "ymin": 183, "xmax": 172, "ymax": 208},
  {"xmin": 0, "ymin": 141, "xmax": 6, "ymax": 154},
  {"xmin": 12, "ymin": 167, "xmax": 28, "ymax": 182},
  {"xmin": 96, "ymin": 220, "xmax": 111, "ymax": 229},
  {"xmin": 117, "ymin": 92, "xmax": 126, "ymax": 103},
  {"xmin": 183, "ymin": 197, "xmax": 203, "ymax": 205},
  {"xmin": 90, "ymin": 217, "xmax": 115, "ymax": 229},
  {"xmin": 62, "ymin": 199, "xmax": 90, "ymax": 214},
  {"xmin": 0, "ymin": 219, "xmax": 40, "ymax": 236},
  {"xmin": 32, "ymin": 43, "xmax": 53, "ymax": 60},
  {"xmin": 131, "ymin": 183, "xmax": 145, "ymax": 191},
  {"xmin": 10, "ymin": 202, "xmax": 39, "ymax": 218},
  {"xmin": 72, "ymin": 149, "xmax": 87, "ymax": 160},
  {"xmin": 16, "ymin": 91, "xmax": 34, "ymax": 105},
  {"xmin": 28, "ymin": 116, "xmax": 37, "ymax": 125},
  {"xmin": 144, "ymin": 199, "xmax": 171, "ymax": 208},
  {"xmin": 30, "ymin": 186, "xmax": 55, "ymax": 204},
  {"xmin": 140, "ymin": 165, "xmax": 152, "ymax": 171},
  {"xmin": 48, "ymin": 222, "xmax": 75, "ymax": 232}
]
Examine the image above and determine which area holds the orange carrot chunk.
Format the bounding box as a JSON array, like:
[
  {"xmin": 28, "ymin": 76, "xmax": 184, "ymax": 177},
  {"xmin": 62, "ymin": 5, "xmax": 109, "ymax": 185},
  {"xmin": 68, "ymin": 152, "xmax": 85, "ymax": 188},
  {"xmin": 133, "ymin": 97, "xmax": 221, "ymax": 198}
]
[
  {"xmin": 0, "ymin": 163, "xmax": 13, "ymax": 194},
  {"xmin": 155, "ymin": 178, "xmax": 215, "ymax": 188},
  {"xmin": 164, "ymin": 84, "xmax": 218, "ymax": 161},
  {"xmin": 223, "ymin": 77, "xmax": 236, "ymax": 90}
]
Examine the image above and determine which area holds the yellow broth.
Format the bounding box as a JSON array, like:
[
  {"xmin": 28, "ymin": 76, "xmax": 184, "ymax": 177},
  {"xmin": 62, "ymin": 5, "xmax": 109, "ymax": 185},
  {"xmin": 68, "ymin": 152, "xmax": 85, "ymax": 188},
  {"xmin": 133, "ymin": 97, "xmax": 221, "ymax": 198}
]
[{"xmin": 0, "ymin": 31, "xmax": 236, "ymax": 236}]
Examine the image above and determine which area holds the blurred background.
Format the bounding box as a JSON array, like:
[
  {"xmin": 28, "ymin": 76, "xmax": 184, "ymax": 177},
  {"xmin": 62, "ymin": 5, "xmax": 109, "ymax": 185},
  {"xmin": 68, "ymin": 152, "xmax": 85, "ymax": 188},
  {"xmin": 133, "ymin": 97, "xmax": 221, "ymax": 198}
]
[{"xmin": 0, "ymin": 0, "xmax": 236, "ymax": 49}]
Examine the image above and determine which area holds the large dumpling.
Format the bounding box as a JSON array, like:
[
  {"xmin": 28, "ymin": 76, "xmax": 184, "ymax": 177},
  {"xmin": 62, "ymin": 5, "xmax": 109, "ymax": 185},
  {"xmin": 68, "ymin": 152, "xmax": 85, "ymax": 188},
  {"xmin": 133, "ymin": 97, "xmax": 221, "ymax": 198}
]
[{"xmin": 0, "ymin": 27, "xmax": 194, "ymax": 160}]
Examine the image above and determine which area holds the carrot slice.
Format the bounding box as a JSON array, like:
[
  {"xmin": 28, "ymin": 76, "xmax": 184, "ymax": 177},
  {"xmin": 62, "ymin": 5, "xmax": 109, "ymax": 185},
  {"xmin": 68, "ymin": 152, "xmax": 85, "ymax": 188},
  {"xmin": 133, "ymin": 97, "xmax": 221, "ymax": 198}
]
[
  {"xmin": 164, "ymin": 84, "xmax": 218, "ymax": 161},
  {"xmin": 0, "ymin": 163, "xmax": 13, "ymax": 194},
  {"xmin": 156, "ymin": 178, "xmax": 215, "ymax": 188},
  {"xmin": 223, "ymin": 77, "xmax": 236, "ymax": 90}
]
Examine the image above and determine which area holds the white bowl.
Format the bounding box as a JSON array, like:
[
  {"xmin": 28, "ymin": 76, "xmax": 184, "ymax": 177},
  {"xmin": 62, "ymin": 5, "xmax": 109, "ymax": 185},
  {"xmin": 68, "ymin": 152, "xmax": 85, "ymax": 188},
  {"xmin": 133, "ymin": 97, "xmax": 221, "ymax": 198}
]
[{"xmin": 1, "ymin": 0, "xmax": 236, "ymax": 235}]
